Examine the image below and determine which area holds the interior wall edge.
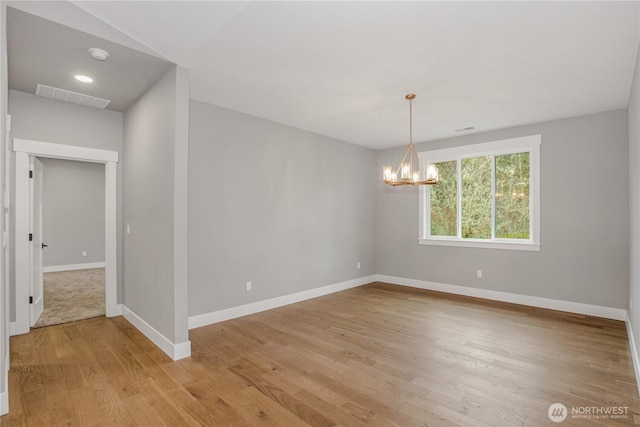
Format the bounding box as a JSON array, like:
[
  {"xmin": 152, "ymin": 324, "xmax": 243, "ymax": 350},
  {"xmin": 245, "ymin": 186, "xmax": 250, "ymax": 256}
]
[
  {"xmin": 626, "ymin": 320, "xmax": 640, "ymax": 397},
  {"xmin": 121, "ymin": 304, "xmax": 190, "ymax": 361}
]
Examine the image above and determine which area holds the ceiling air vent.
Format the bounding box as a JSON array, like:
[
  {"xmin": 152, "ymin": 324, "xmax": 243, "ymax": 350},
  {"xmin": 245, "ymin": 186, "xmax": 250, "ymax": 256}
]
[{"xmin": 35, "ymin": 84, "xmax": 110, "ymax": 109}]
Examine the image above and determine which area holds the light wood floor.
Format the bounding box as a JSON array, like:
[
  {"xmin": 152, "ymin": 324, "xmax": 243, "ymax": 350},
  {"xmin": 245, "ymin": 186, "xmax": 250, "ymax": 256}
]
[{"xmin": 2, "ymin": 282, "xmax": 639, "ymax": 426}]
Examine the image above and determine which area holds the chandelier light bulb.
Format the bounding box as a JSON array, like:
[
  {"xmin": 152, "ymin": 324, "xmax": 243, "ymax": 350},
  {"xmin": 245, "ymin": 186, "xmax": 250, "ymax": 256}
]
[
  {"xmin": 426, "ymin": 164, "xmax": 438, "ymax": 181},
  {"xmin": 383, "ymin": 166, "xmax": 393, "ymax": 181},
  {"xmin": 401, "ymin": 163, "xmax": 411, "ymax": 180}
]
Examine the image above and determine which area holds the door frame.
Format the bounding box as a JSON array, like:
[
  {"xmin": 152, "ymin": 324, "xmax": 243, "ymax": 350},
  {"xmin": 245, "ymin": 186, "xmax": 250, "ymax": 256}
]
[
  {"xmin": 13, "ymin": 138, "xmax": 118, "ymax": 334},
  {"xmin": 28, "ymin": 157, "xmax": 43, "ymax": 326}
]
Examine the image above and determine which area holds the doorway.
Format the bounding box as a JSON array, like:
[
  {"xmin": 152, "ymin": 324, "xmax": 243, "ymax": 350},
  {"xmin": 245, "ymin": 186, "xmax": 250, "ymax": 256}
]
[
  {"xmin": 13, "ymin": 138, "xmax": 118, "ymax": 335},
  {"xmin": 33, "ymin": 157, "xmax": 106, "ymax": 328}
]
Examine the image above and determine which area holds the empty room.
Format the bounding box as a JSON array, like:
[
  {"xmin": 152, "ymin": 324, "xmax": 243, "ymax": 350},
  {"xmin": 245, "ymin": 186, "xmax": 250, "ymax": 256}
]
[{"xmin": 1, "ymin": 1, "xmax": 640, "ymax": 426}]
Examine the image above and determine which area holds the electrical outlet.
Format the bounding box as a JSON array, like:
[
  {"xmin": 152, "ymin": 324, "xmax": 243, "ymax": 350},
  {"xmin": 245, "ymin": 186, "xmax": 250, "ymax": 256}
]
[
  {"xmin": 82, "ymin": 251, "xmax": 87, "ymax": 257},
  {"xmin": 476, "ymin": 270, "xmax": 482, "ymax": 279},
  {"xmin": 126, "ymin": 225, "xmax": 131, "ymax": 235},
  {"xmin": 357, "ymin": 262, "xmax": 361, "ymax": 269},
  {"xmin": 246, "ymin": 281, "xmax": 252, "ymax": 291}
]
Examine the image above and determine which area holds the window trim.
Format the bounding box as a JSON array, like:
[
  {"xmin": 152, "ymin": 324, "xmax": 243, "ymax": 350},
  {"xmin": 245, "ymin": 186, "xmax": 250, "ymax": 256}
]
[{"xmin": 418, "ymin": 134, "xmax": 541, "ymax": 251}]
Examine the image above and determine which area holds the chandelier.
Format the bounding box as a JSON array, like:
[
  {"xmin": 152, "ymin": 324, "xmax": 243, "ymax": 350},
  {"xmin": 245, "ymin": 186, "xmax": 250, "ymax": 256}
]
[{"xmin": 382, "ymin": 94, "xmax": 438, "ymax": 186}]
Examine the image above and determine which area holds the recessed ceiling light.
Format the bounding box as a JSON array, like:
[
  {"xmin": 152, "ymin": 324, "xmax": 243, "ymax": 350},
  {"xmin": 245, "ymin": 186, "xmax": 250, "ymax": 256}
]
[
  {"xmin": 89, "ymin": 48, "xmax": 109, "ymax": 61},
  {"xmin": 74, "ymin": 75, "xmax": 93, "ymax": 83}
]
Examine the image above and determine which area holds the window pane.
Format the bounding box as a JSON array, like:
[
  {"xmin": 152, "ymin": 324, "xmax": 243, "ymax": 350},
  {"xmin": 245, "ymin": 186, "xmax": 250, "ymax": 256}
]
[
  {"xmin": 430, "ymin": 160, "xmax": 457, "ymax": 236},
  {"xmin": 461, "ymin": 156, "xmax": 491, "ymax": 239},
  {"xmin": 495, "ymin": 152, "xmax": 530, "ymax": 239}
]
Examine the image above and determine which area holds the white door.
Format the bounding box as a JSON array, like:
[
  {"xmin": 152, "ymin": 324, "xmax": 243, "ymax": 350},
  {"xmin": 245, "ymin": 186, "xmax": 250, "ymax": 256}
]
[{"xmin": 29, "ymin": 157, "xmax": 44, "ymax": 326}]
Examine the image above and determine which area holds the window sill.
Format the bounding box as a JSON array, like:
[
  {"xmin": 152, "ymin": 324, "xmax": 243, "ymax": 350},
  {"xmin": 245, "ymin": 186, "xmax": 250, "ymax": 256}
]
[{"xmin": 419, "ymin": 238, "xmax": 541, "ymax": 251}]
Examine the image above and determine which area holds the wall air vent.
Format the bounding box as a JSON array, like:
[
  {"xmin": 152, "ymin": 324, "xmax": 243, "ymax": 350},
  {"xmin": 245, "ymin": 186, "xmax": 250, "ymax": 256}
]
[{"xmin": 35, "ymin": 84, "xmax": 110, "ymax": 109}]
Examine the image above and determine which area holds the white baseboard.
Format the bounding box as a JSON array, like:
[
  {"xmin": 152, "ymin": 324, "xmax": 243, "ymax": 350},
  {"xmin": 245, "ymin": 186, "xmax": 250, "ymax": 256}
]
[
  {"xmin": 1, "ymin": 350, "xmax": 7, "ymax": 415},
  {"xmin": 377, "ymin": 275, "xmax": 628, "ymax": 321},
  {"xmin": 626, "ymin": 321, "xmax": 640, "ymax": 397},
  {"xmin": 1, "ymin": 390, "xmax": 7, "ymax": 416},
  {"xmin": 43, "ymin": 262, "xmax": 105, "ymax": 273},
  {"xmin": 121, "ymin": 305, "xmax": 191, "ymax": 361},
  {"xmin": 107, "ymin": 304, "xmax": 122, "ymax": 317},
  {"xmin": 188, "ymin": 275, "xmax": 377, "ymax": 330},
  {"xmin": 173, "ymin": 341, "xmax": 192, "ymax": 360},
  {"xmin": 9, "ymin": 322, "xmax": 28, "ymax": 336}
]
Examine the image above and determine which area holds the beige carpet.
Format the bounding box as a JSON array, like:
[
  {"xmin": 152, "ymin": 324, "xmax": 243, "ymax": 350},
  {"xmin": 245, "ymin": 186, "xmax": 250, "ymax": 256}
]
[{"xmin": 33, "ymin": 268, "xmax": 105, "ymax": 328}]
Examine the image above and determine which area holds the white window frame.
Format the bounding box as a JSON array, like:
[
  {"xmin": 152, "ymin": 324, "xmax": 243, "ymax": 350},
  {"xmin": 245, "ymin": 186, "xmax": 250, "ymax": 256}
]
[{"xmin": 418, "ymin": 134, "xmax": 541, "ymax": 251}]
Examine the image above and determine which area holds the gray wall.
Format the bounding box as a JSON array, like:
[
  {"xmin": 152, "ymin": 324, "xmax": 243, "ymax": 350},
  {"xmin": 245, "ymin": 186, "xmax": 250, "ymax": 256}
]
[
  {"xmin": 8, "ymin": 89, "xmax": 123, "ymax": 321},
  {"xmin": 629, "ymin": 43, "xmax": 640, "ymax": 361},
  {"xmin": 40, "ymin": 158, "xmax": 104, "ymax": 267},
  {"xmin": 188, "ymin": 100, "xmax": 377, "ymax": 316},
  {"xmin": 377, "ymin": 109, "xmax": 629, "ymax": 309},
  {"xmin": 123, "ymin": 65, "xmax": 189, "ymax": 345}
]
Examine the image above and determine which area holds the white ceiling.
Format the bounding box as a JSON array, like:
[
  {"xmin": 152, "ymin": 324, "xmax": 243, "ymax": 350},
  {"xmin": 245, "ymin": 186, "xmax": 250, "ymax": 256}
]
[{"xmin": 14, "ymin": 1, "xmax": 640, "ymax": 149}]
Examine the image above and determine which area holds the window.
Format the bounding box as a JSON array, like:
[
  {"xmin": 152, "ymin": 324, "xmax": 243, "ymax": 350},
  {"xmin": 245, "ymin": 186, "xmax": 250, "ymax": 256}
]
[{"xmin": 419, "ymin": 135, "xmax": 541, "ymax": 251}]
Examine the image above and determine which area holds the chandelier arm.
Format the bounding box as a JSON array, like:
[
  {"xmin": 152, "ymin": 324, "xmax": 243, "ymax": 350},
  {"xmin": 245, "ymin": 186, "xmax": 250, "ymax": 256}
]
[
  {"xmin": 399, "ymin": 146, "xmax": 411, "ymax": 165},
  {"xmin": 397, "ymin": 145, "xmax": 413, "ymax": 180},
  {"xmin": 410, "ymin": 145, "xmax": 418, "ymax": 175}
]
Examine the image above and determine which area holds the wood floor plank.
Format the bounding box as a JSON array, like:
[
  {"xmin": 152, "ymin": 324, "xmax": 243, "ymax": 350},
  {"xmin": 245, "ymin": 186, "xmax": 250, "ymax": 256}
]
[
  {"xmin": 79, "ymin": 362, "xmax": 137, "ymax": 426},
  {"xmin": 3, "ymin": 282, "xmax": 640, "ymax": 426},
  {"xmin": 67, "ymin": 387, "xmax": 103, "ymax": 427},
  {"xmin": 181, "ymin": 378, "xmax": 248, "ymax": 426},
  {"xmin": 229, "ymin": 359, "xmax": 337, "ymax": 427},
  {"xmin": 121, "ymin": 393, "xmax": 167, "ymax": 427}
]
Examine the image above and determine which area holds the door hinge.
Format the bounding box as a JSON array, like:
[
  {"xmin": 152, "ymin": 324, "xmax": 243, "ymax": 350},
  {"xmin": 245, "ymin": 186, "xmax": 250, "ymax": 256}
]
[
  {"xmin": 29, "ymin": 296, "xmax": 33, "ymax": 304},
  {"xmin": 29, "ymin": 170, "xmax": 33, "ymax": 178},
  {"xmin": 28, "ymin": 233, "xmax": 32, "ymax": 241}
]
